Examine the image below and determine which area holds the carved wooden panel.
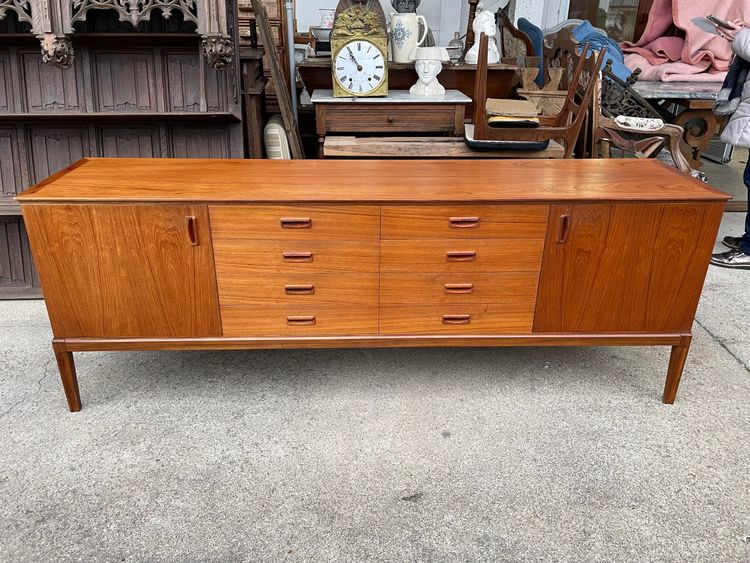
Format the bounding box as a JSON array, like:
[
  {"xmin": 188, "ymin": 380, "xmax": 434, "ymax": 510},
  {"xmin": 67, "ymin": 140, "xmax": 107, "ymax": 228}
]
[
  {"xmin": 0, "ymin": 217, "xmax": 39, "ymax": 296},
  {"xmin": 28, "ymin": 127, "xmax": 89, "ymax": 184},
  {"xmin": 22, "ymin": 49, "xmax": 82, "ymax": 112},
  {"xmin": 165, "ymin": 51, "xmax": 224, "ymax": 112},
  {"xmin": 0, "ymin": 49, "xmax": 12, "ymax": 113},
  {"xmin": 100, "ymin": 127, "xmax": 160, "ymax": 157},
  {"xmin": 0, "ymin": 128, "xmax": 23, "ymax": 199},
  {"xmin": 170, "ymin": 126, "xmax": 230, "ymax": 157},
  {"xmin": 93, "ymin": 51, "xmax": 158, "ymax": 112}
]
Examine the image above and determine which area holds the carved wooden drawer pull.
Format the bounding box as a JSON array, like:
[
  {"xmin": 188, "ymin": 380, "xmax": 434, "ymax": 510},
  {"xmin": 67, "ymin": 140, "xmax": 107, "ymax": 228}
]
[
  {"xmin": 287, "ymin": 316, "xmax": 316, "ymax": 326},
  {"xmin": 280, "ymin": 217, "xmax": 312, "ymax": 229},
  {"xmin": 442, "ymin": 314, "xmax": 471, "ymax": 325},
  {"xmin": 446, "ymin": 251, "xmax": 477, "ymax": 262},
  {"xmin": 282, "ymin": 252, "xmax": 313, "ymax": 262},
  {"xmin": 558, "ymin": 214, "xmax": 571, "ymax": 244},
  {"xmin": 284, "ymin": 284, "xmax": 315, "ymax": 295},
  {"xmin": 449, "ymin": 216, "xmax": 480, "ymax": 228},
  {"xmin": 444, "ymin": 283, "xmax": 474, "ymax": 294},
  {"xmin": 186, "ymin": 215, "xmax": 198, "ymax": 246}
]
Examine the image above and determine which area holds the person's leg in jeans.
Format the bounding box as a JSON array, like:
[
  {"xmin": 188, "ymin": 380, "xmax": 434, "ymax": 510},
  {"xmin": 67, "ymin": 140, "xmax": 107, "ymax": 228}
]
[
  {"xmin": 711, "ymin": 149, "xmax": 750, "ymax": 268},
  {"xmin": 742, "ymin": 152, "xmax": 750, "ymax": 254}
]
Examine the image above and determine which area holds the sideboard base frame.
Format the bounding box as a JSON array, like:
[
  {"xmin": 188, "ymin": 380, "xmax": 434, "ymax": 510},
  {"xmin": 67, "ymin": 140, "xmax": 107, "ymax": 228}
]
[{"xmin": 54, "ymin": 332, "xmax": 693, "ymax": 412}]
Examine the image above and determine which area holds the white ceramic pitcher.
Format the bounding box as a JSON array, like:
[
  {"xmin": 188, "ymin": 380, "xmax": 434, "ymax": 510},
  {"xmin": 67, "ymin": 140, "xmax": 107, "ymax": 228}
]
[{"xmin": 390, "ymin": 12, "xmax": 428, "ymax": 63}]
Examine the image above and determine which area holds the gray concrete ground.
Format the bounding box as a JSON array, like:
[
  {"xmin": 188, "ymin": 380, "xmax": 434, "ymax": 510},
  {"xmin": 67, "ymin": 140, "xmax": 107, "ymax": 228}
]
[
  {"xmin": 1, "ymin": 214, "xmax": 749, "ymax": 562},
  {"xmin": 704, "ymin": 153, "xmax": 747, "ymax": 203}
]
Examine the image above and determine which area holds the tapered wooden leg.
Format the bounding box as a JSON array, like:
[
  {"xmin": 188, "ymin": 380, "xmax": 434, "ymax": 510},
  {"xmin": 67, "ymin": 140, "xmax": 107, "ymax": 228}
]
[
  {"xmin": 663, "ymin": 335, "xmax": 692, "ymax": 405},
  {"xmin": 52, "ymin": 339, "xmax": 81, "ymax": 412}
]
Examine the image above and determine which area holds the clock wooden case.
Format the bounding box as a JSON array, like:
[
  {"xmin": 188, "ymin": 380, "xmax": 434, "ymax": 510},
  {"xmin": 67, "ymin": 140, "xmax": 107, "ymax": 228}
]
[{"xmin": 331, "ymin": 4, "xmax": 389, "ymax": 97}]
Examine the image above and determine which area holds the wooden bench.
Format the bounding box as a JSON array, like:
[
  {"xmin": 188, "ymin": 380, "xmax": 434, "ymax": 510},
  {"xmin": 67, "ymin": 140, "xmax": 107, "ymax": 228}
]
[{"xmin": 324, "ymin": 135, "xmax": 566, "ymax": 158}]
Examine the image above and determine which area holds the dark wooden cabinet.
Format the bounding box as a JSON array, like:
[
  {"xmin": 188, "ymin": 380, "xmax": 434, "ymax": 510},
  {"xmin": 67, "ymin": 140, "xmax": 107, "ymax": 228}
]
[{"xmin": 18, "ymin": 158, "xmax": 729, "ymax": 411}]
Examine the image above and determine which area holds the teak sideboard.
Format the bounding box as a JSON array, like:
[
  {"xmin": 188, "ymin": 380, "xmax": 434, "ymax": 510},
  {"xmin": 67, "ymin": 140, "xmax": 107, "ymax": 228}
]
[{"xmin": 17, "ymin": 158, "xmax": 729, "ymax": 412}]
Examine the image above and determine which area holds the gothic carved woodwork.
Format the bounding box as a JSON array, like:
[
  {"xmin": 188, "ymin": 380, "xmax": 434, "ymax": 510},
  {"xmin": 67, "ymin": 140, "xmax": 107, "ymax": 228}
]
[{"xmin": 0, "ymin": 0, "xmax": 234, "ymax": 69}]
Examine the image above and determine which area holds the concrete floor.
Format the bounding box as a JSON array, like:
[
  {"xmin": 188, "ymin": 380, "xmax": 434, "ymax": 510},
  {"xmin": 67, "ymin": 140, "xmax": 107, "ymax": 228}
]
[
  {"xmin": 704, "ymin": 153, "xmax": 747, "ymax": 204},
  {"xmin": 1, "ymin": 214, "xmax": 749, "ymax": 562}
]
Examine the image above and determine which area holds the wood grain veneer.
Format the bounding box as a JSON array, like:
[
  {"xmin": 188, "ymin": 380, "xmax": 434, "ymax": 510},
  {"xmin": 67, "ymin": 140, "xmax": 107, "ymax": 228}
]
[
  {"xmin": 380, "ymin": 272, "xmax": 540, "ymax": 305},
  {"xmin": 381, "ymin": 205, "xmax": 549, "ymax": 239},
  {"xmin": 380, "ymin": 239, "xmax": 545, "ymax": 273},
  {"xmin": 17, "ymin": 158, "xmax": 730, "ymax": 411},
  {"xmin": 17, "ymin": 158, "xmax": 728, "ymax": 204}
]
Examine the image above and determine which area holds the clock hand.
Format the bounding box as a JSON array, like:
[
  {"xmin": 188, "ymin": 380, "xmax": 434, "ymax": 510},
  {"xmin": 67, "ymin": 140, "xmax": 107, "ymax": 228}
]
[{"xmin": 346, "ymin": 46, "xmax": 363, "ymax": 71}]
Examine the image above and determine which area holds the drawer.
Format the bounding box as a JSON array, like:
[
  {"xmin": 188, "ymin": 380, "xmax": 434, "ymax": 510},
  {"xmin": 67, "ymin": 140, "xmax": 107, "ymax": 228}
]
[
  {"xmin": 210, "ymin": 205, "xmax": 380, "ymax": 240},
  {"xmin": 218, "ymin": 273, "xmax": 378, "ymax": 306},
  {"xmin": 323, "ymin": 106, "xmax": 458, "ymax": 133},
  {"xmin": 221, "ymin": 306, "xmax": 378, "ymax": 336},
  {"xmin": 213, "ymin": 240, "xmax": 379, "ymax": 274},
  {"xmin": 380, "ymin": 304, "xmax": 535, "ymax": 335},
  {"xmin": 382, "ymin": 205, "xmax": 549, "ymax": 239},
  {"xmin": 380, "ymin": 239, "xmax": 544, "ymax": 273},
  {"xmin": 380, "ymin": 272, "xmax": 539, "ymax": 305}
]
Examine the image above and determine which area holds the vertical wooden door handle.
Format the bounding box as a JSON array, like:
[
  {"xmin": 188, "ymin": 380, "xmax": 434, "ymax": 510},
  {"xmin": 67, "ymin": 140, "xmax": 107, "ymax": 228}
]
[
  {"xmin": 557, "ymin": 214, "xmax": 571, "ymax": 244},
  {"xmin": 186, "ymin": 216, "xmax": 198, "ymax": 246}
]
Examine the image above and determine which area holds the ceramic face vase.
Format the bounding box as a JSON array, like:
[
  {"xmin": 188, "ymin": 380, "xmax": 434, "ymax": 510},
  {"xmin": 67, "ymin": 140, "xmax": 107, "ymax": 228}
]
[{"xmin": 390, "ymin": 12, "xmax": 428, "ymax": 63}]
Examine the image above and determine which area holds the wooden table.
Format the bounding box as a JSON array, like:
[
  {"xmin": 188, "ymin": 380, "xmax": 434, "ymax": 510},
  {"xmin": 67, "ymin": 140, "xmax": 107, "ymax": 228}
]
[
  {"xmin": 311, "ymin": 90, "xmax": 472, "ymax": 158},
  {"xmin": 633, "ymin": 81, "xmax": 722, "ymax": 170},
  {"xmin": 18, "ymin": 158, "xmax": 729, "ymax": 411},
  {"xmin": 299, "ymin": 60, "xmax": 520, "ymax": 116}
]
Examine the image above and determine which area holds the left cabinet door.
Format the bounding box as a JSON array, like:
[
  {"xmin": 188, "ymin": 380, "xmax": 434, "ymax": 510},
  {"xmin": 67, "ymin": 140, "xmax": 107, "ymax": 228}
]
[{"xmin": 23, "ymin": 204, "xmax": 222, "ymax": 338}]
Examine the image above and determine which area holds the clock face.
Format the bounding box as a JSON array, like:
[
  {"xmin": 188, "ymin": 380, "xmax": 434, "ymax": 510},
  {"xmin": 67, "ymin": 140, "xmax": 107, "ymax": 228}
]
[{"xmin": 334, "ymin": 39, "xmax": 387, "ymax": 95}]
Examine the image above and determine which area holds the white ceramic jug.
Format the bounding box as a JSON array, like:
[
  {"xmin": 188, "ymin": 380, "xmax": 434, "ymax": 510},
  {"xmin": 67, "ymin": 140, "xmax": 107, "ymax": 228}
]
[{"xmin": 390, "ymin": 12, "xmax": 428, "ymax": 63}]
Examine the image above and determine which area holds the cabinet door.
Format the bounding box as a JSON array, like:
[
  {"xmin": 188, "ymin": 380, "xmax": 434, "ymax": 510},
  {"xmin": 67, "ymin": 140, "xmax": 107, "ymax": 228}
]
[
  {"xmin": 23, "ymin": 204, "xmax": 222, "ymax": 338},
  {"xmin": 533, "ymin": 203, "xmax": 724, "ymax": 333}
]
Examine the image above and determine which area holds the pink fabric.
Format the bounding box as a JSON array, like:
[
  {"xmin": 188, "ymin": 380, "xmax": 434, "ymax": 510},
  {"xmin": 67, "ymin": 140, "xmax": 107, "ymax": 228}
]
[
  {"xmin": 621, "ymin": 0, "xmax": 750, "ymax": 81},
  {"xmin": 624, "ymin": 53, "xmax": 726, "ymax": 82}
]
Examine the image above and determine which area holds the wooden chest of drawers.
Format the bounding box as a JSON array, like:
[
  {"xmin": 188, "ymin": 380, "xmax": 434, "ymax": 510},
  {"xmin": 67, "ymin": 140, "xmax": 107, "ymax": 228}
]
[{"xmin": 17, "ymin": 158, "xmax": 729, "ymax": 411}]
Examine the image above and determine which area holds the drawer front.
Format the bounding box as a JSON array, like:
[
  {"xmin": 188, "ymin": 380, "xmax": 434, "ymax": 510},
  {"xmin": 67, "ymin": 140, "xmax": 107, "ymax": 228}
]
[
  {"xmin": 380, "ymin": 272, "xmax": 539, "ymax": 305},
  {"xmin": 213, "ymin": 240, "xmax": 379, "ymax": 274},
  {"xmin": 210, "ymin": 205, "xmax": 380, "ymax": 240},
  {"xmin": 380, "ymin": 304, "xmax": 535, "ymax": 335},
  {"xmin": 381, "ymin": 239, "xmax": 544, "ymax": 273},
  {"xmin": 382, "ymin": 205, "xmax": 549, "ymax": 239},
  {"xmin": 222, "ymin": 306, "xmax": 378, "ymax": 336},
  {"xmin": 218, "ymin": 273, "xmax": 378, "ymax": 306},
  {"xmin": 324, "ymin": 106, "xmax": 457, "ymax": 132}
]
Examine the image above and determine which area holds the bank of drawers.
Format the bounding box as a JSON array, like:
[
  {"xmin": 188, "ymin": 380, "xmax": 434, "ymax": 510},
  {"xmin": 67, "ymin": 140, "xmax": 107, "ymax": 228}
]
[
  {"xmin": 210, "ymin": 204, "xmax": 549, "ymax": 336},
  {"xmin": 210, "ymin": 205, "xmax": 380, "ymax": 336},
  {"xmin": 379, "ymin": 204, "xmax": 549, "ymax": 335}
]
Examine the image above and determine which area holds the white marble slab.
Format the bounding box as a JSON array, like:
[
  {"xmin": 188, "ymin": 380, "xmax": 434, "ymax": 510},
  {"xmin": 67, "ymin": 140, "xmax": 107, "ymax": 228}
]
[
  {"xmin": 633, "ymin": 81, "xmax": 722, "ymax": 100},
  {"xmin": 311, "ymin": 89, "xmax": 471, "ymax": 104}
]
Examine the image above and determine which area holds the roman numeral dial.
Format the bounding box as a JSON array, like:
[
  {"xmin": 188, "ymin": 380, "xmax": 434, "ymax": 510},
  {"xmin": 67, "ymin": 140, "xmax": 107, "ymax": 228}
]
[{"xmin": 333, "ymin": 39, "xmax": 387, "ymax": 96}]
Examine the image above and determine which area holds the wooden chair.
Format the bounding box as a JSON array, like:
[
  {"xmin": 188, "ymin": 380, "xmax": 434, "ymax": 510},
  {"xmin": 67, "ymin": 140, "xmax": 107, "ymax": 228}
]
[
  {"xmin": 544, "ymin": 27, "xmax": 692, "ymax": 173},
  {"xmin": 470, "ymin": 32, "xmax": 606, "ymax": 158}
]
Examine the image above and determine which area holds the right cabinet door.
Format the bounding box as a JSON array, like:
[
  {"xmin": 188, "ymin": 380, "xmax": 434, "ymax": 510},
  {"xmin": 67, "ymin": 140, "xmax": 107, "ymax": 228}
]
[{"xmin": 533, "ymin": 203, "xmax": 724, "ymax": 333}]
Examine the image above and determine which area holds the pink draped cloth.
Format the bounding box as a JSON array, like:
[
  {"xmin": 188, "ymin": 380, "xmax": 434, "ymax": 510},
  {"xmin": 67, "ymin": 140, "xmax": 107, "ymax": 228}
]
[{"xmin": 621, "ymin": 0, "xmax": 750, "ymax": 82}]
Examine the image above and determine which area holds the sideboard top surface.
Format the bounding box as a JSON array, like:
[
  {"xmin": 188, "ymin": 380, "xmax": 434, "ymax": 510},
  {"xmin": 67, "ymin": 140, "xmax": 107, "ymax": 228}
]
[{"xmin": 17, "ymin": 158, "xmax": 730, "ymax": 204}]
